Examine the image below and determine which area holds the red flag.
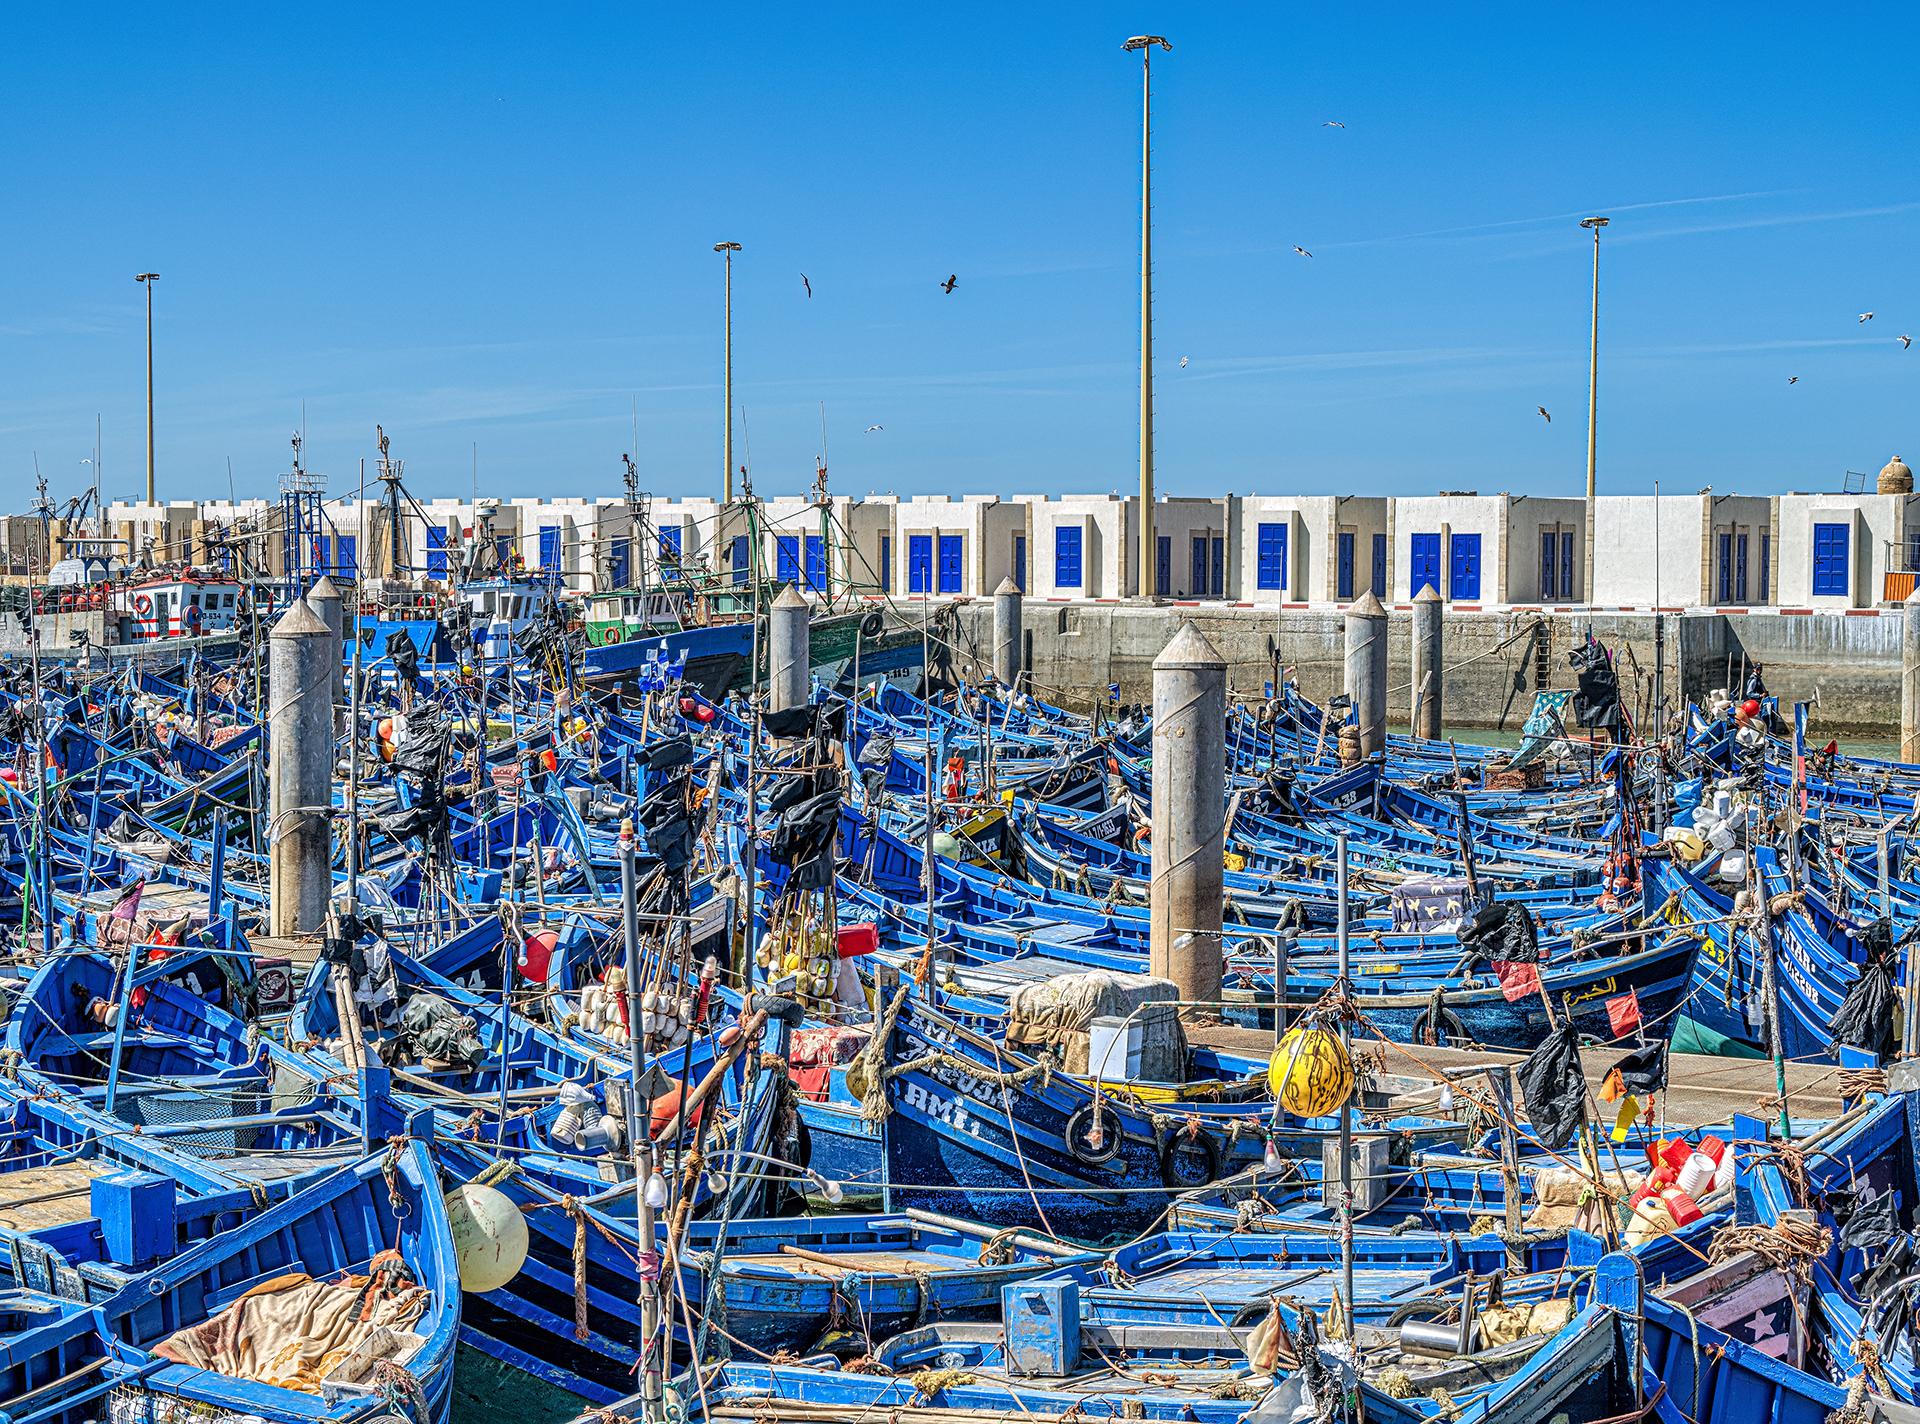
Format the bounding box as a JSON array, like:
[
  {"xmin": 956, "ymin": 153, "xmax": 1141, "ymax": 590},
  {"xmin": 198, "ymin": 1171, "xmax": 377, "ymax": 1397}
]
[
  {"xmin": 1606, "ymin": 991, "xmax": 1642, "ymax": 1038},
  {"xmin": 1495, "ymin": 959, "xmax": 1541, "ymax": 1002}
]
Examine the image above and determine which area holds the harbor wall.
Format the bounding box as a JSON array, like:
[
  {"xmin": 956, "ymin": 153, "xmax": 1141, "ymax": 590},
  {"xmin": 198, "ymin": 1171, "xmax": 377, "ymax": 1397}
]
[{"xmin": 940, "ymin": 601, "xmax": 1904, "ymax": 738}]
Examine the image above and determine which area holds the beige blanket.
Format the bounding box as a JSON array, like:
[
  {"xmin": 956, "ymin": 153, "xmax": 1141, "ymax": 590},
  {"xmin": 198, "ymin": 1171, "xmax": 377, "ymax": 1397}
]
[{"xmin": 155, "ymin": 1257, "xmax": 430, "ymax": 1395}]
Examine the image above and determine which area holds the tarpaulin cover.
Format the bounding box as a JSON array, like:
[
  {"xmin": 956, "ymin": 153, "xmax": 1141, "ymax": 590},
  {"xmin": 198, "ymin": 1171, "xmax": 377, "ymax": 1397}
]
[
  {"xmin": 1518, "ymin": 1023, "xmax": 1586, "ymax": 1149},
  {"xmin": 399, "ymin": 991, "xmax": 484, "ymax": 1070},
  {"xmin": 637, "ymin": 736, "xmax": 693, "ymax": 771},
  {"xmin": 1387, "ymin": 877, "xmax": 1478, "ymax": 934},
  {"xmin": 1836, "ymin": 1189, "xmax": 1900, "ymax": 1253},
  {"xmin": 1463, "ymin": 901, "xmax": 1541, "ymax": 963},
  {"xmin": 387, "ymin": 629, "xmax": 419, "ymax": 681},
  {"xmin": 762, "ymin": 705, "xmax": 818, "ymax": 740},
  {"xmin": 1005, "ymin": 969, "xmax": 1187, "ymax": 1080},
  {"xmin": 770, "ymin": 791, "xmax": 841, "ymax": 892},
  {"xmin": 154, "ymin": 1256, "xmax": 429, "ymax": 1395},
  {"xmin": 1831, "ymin": 921, "xmax": 1898, "ymax": 1063}
]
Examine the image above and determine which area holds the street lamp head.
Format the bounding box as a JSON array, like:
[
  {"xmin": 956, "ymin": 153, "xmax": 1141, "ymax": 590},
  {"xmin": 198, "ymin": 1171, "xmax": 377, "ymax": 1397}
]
[
  {"xmin": 135, "ymin": 272, "xmax": 159, "ymax": 282},
  {"xmin": 714, "ymin": 242, "xmax": 741, "ymax": 254},
  {"xmin": 1579, "ymin": 217, "xmax": 1609, "ymax": 230},
  {"xmin": 1124, "ymin": 34, "xmax": 1171, "ymax": 52}
]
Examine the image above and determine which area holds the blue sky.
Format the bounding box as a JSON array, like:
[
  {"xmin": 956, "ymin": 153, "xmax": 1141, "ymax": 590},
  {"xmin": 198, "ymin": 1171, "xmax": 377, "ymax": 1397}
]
[{"xmin": 1, "ymin": 5, "xmax": 1914, "ymax": 511}]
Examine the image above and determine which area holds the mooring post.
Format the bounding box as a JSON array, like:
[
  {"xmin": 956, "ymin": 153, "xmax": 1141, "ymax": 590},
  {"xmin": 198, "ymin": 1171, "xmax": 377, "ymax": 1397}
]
[
  {"xmin": 769, "ymin": 584, "xmax": 810, "ymax": 713},
  {"xmin": 1149, "ymin": 622, "xmax": 1226, "ymax": 1006},
  {"xmin": 306, "ymin": 574, "xmax": 346, "ymax": 730},
  {"xmin": 269, "ymin": 599, "xmax": 335, "ymax": 939},
  {"xmin": 1901, "ymin": 597, "xmax": 1920, "ymax": 763},
  {"xmin": 993, "ymin": 576, "xmax": 1023, "ymax": 689},
  {"xmin": 1344, "ymin": 590, "xmax": 1388, "ymax": 759},
  {"xmin": 1411, "ymin": 584, "xmax": 1444, "ymax": 741}
]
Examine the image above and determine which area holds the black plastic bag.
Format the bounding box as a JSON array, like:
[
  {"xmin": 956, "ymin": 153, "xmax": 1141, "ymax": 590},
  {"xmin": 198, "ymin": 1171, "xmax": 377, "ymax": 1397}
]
[
  {"xmin": 1462, "ymin": 901, "xmax": 1540, "ymax": 964},
  {"xmin": 387, "ymin": 629, "xmax": 419, "ymax": 681},
  {"xmin": 637, "ymin": 736, "xmax": 693, "ymax": 771},
  {"xmin": 1831, "ymin": 927, "xmax": 1898, "ymax": 1063},
  {"xmin": 1518, "ymin": 1023, "xmax": 1586, "ymax": 1150},
  {"xmin": 762, "ymin": 706, "xmax": 817, "ymax": 740},
  {"xmin": 1568, "ymin": 641, "xmax": 1622, "ymax": 732}
]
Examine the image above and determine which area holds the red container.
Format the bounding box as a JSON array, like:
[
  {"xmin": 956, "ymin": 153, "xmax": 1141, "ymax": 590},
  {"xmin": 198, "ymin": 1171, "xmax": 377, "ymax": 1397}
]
[
  {"xmin": 836, "ymin": 922, "xmax": 879, "ymax": 959},
  {"xmin": 517, "ymin": 928, "xmax": 558, "ymax": 982}
]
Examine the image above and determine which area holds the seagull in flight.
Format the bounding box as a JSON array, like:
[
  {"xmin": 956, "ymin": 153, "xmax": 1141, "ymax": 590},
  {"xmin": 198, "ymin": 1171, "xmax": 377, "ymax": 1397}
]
[
  {"xmin": 1292, "ymin": 245, "xmax": 1312, "ymax": 258},
  {"xmin": 941, "ymin": 274, "xmax": 958, "ymax": 294},
  {"xmin": 1322, "ymin": 120, "xmax": 1346, "ymax": 128},
  {"xmin": 1536, "ymin": 406, "xmax": 1550, "ymax": 423},
  {"xmin": 864, "ymin": 424, "xmax": 884, "ymax": 433},
  {"xmin": 1178, "ymin": 355, "xmax": 1189, "ymax": 368},
  {"xmin": 1860, "ymin": 311, "xmax": 1875, "ymax": 323},
  {"xmin": 1788, "ymin": 376, "xmax": 1800, "ymax": 385},
  {"xmin": 801, "ymin": 274, "xmax": 812, "ymax": 298},
  {"xmin": 1900, "ymin": 335, "xmax": 1913, "ymax": 349}
]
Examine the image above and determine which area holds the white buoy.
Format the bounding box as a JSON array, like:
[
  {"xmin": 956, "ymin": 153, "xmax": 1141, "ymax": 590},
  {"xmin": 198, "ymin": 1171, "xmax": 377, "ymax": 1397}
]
[{"xmin": 446, "ymin": 1183, "xmax": 529, "ymax": 1293}]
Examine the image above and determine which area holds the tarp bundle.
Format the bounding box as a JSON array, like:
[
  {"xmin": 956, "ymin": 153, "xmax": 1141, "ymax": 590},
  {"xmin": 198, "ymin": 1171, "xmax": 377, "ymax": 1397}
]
[
  {"xmin": 379, "ymin": 705, "xmax": 451, "ymax": 855},
  {"xmin": 399, "ymin": 990, "xmax": 485, "ymax": 1070},
  {"xmin": 1568, "ymin": 640, "xmax": 1622, "ymax": 735},
  {"xmin": 768, "ymin": 791, "xmax": 840, "ymax": 893},
  {"xmin": 387, "ymin": 628, "xmax": 419, "ymax": 682},
  {"xmin": 1462, "ymin": 900, "xmax": 1540, "ymax": 963},
  {"xmin": 1005, "ymin": 969, "xmax": 1187, "ymax": 1081}
]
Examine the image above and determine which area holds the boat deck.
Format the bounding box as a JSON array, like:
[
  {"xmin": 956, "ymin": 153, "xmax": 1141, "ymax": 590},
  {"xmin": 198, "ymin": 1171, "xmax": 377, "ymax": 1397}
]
[
  {"xmin": 0, "ymin": 1160, "xmax": 110, "ymax": 1231},
  {"xmin": 728, "ymin": 1248, "xmax": 962, "ymax": 1277}
]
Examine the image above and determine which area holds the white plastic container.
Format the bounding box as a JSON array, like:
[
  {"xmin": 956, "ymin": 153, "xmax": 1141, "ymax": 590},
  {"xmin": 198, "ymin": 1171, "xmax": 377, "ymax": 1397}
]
[
  {"xmin": 1086, "ymin": 1016, "xmax": 1147, "ymax": 1080},
  {"xmin": 1676, "ymin": 1151, "xmax": 1717, "ymax": 1198}
]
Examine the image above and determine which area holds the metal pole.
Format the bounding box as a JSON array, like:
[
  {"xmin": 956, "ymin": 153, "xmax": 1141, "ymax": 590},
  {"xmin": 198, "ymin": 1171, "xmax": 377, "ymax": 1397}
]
[
  {"xmin": 620, "ymin": 834, "xmax": 662, "ymax": 1420},
  {"xmin": 716, "ymin": 242, "xmax": 741, "ymax": 507},
  {"xmin": 1581, "ymin": 217, "xmax": 1607, "ymax": 603},
  {"xmin": 1126, "ymin": 36, "xmax": 1170, "ymax": 600},
  {"xmin": 138, "ymin": 272, "xmax": 158, "ymax": 504},
  {"xmin": 1335, "ymin": 830, "xmax": 1354, "ymax": 1338}
]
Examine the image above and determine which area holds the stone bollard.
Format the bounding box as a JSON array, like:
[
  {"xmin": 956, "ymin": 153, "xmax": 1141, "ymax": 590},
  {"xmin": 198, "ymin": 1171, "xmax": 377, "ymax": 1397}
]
[
  {"xmin": 1411, "ymin": 585, "xmax": 1444, "ymax": 741},
  {"xmin": 1149, "ymin": 622, "xmax": 1227, "ymax": 1007},
  {"xmin": 269, "ymin": 599, "xmax": 336, "ymax": 938},
  {"xmin": 769, "ymin": 584, "xmax": 811, "ymax": 713},
  {"xmin": 1344, "ymin": 591, "xmax": 1388, "ymax": 760},
  {"xmin": 992, "ymin": 577, "xmax": 1023, "ymax": 689}
]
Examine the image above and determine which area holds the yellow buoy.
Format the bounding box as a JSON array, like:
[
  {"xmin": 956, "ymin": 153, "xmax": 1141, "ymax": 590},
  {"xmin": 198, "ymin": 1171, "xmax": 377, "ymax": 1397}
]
[{"xmin": 1269, "ymin": 1025, "xmax": 1354, "ymax": 1117}]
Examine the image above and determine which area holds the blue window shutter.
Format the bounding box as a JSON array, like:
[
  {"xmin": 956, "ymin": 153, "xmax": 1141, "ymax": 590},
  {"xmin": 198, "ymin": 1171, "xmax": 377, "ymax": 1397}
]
[
  {"xmin": 337, "ymin": 535, "xmax": 356, "ymax": 580},
  {"xmin": 539, "ymin": 525, "xmax": 562, "ymax": 570},
  {"xmin": 1718, "ymin": 533, "xmax": 1732, "ymax": 602},
  {"xmin": 1410, "ymin": 534, "xmax": 1441, "ymax": 597},
  {"xmin": 1540, "ymin": 530, "xmax": 1557, "ymax": 601},
  {"xmin": 1336, "ymin": 532, "xmax": 1354, "ymax": 599},
  {"xmin": 1372, "ymin": 533, "xmax": 1387, "ymax": 596},
  {"xmin": 1760, "ymin": 534, "xmax": 1770, "ymax": 601},
  {"xmin": 608, "ymin": 536, "xmax": 630, "ymax": 588},
  {"xmin": 1448, "ymin": 533, "xmax": 1481, "ymax": 600},
  {"xmin": 426, "ymin": 527, "xmax": 449, "ymax": 579},
  {"xmin": 804, "ymin": 535, "xmax": 826, "ymax": 589},
  {"xmin": 1559, "ymin": 531, "xmax": 1574, "ymax": 598},
  {"xmin": 730, "ymin": 535, "xmax": 750, "ymax": 585},
  {"xmin": 879, "ymin": 534, "xmax": 891, "ymax": 589},
  {"xmin": 937, "ymin": 535, "xmax": 963, "ymax": 593},
  {"xmin": 1156, "ymin": 536, "xmax": 1171, "ymax": 596},
  {"xmin": 1054, "ymin": 526, "xmax": 1082, "ymax": 588},
  {"xmin": 776, "ymin": 535, "xmax": 800, "ymax": 584},
  {"xmin": 659, "ymin": 526, "xmax": 682, "ymax": 562},
  {"xmin": 1013, "ymin": 535, "xmax": 1026, "ymax": 593},
  {"xmin": 1210, "ymin": 536, "xmax": 1224, "ymax": 596}
]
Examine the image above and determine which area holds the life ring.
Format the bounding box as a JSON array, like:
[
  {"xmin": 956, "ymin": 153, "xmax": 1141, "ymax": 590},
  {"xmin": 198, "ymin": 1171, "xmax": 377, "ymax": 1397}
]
[
  {"xmin": 1158, "ymin": 1125, "xmax": 1222, "ymax": 1189},
  {"xmin": 132, "ymin": 594, "xmax": 152, "ymax": 618},
  {"xmin": 1064, "ymin": 1103, "xmax": 1123, "ymax": 1165},
  {"xmin": 1412, "ymin": 1005, "xmax": 1468, "ymax": 1047},
  {"xmin": 859, "ymin": 610, "xmax": 884, "ymax": 639},
  {"xmin": 604, "ymin": 626, "xmax": 623, "ymax": 644}
]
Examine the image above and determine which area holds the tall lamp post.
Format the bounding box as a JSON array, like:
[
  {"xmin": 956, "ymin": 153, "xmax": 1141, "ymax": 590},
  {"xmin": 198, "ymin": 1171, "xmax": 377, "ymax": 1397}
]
[
  {"xmin": 1125, "ymin": 35, "xmax": 1170, "ymax": 601},
  {"xmin": 715, "ymin": 242, "xmax": 742, "ymax": 507},
  {"xmin": 1579, "ymin": 217, "xmax": 1607, "ymax": 604},
  {"xmin": 136, "ymin": 272, "xmax": 159, "ymax": 504}
]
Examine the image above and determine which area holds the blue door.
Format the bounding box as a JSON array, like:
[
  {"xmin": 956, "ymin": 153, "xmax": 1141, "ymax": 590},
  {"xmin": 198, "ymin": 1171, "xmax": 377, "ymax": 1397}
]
[
  {"xmin": 1013, "ymin": 535, "xmax": 1026, "ymax": 593},
  {"xmin": 1054, "ymin": 526, "xmax": 1083, "ymax": 588},
  {"xmin": 1736, "ymin": 534, "xmax": 1749, "ymax": 602},
  {"xmin": 539, "ymin": 525, "xmax": 562, "ymax": 572},
  {"xmin": 1448, "ymin": 533, "xmax": 1481, "ymax": 600},
  {"xmin": 1760, "ymin": 534, "xmax": 1770, "ymax": 601},
  {"xmin": 937, "ymin": 534, "xmax": 963, "ymax": 593},
  {"xmin": 804, "ymin": 534, "xmax": 826, "ymax": 590},
  {"xmin": 1717, "ymin": 533, "xmax": 1732, "ymax": 602},
  {"xmin": 776, "ymin": 535, "xmax": 801, "ymax": 584},
  {"xmin": 1812, "ymin": 522, "xmax": 1850, "ymax": 596},
  {"xmin": 426, "ymin": 526, "xmax": 449, "ymax": 579},
  {"xmin": 1156, "ymin": 536, "xmax": 1171, "ymax": 596},
  {"xmin": 1541, "ymin": 530, "xmax": 1559, "ymax": 602},
  {"xmin": 1209, "ymin": 536, "xmax": 1224, "ymax": 597},
  {"xmin": 879, "ymin": 534, "xmax": 892, "ymax": 590},
  {"xmin": 1559, "ymin": 531, "xmax": 1574, "ymax": 598},
  {"xmin": 1336, "ymin": 532, "xmax": 1354, "ymax": 599},
  {"xmin": 1409, "ymin": 534, "xmax": 1441, "ymax": 597},
  {"xmin": 608, "ymin": 536, "xmax": 631, "ymax": 588},
  {"xmin": 1372, "ymin": 533, "xmax": 1387, "ymax": 596},
  {"xmin": 658, "ymin": 526, "xmax": 682, "ymax": 568},
  {"xmin": 908, "ymin": 535, "xmax": 933, "ymax": 593},
  {"xmin": 494, "ymin": 534, "xmax": 515, "ymax": 571},
  {"xmin": 730, "ymin": 535, "xmax": 750, "ymax": 585},
  {"xmin": 1190, "ymin": 537, "xmax": 1207, "ymax": 597},
  {"xmin": 1257, "ymin": 523, "xmax": 1288, "ymax": 591}
]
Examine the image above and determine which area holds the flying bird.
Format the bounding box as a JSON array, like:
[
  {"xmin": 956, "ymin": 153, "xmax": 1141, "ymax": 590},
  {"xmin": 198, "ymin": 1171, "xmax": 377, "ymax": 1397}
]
[
  {"xmin": 1859, "ymin": 311, "xmax": 1875, "ymax": 323},
  {"xmin": 864, "ymin": 424, "xmax": 884, "ymax": 433},
  {"xmin": 801, "ymin": 274, "xmax": 812, "ymax": 298},
  {"xmin": 941, "ymin": 274, "xmax": 958, "ymax": 294},
  {"xmin": 1788, "ymin": 376, "xmax": 1800, "ymax": 385},
  {"xmin": 1178, "ymin": 355, "xmax": 1189, "ymax": 368},
  {"xmin": 1900, "ymin": 335, "xmax": 1913, "ymax": 349},
  {"xmin": 1322, "ymin": 120, "xmax": 1346, "ymax": 128},
  {"xmin": 1292, "ymin": 245, "xmax": 1312, "ymax": 258},
  {"xmin": 1536, "ymin": 406, "xmax": 1550, "ymax": 423}
]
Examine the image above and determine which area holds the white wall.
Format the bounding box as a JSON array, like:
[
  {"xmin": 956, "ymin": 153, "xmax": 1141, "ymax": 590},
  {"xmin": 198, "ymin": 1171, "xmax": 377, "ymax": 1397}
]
[
  {"xmin": 1775, "ymin": 493, "xmax": 1915, "ymax": 608},
  {"xmin": 1022, "ymin": 495, "xmax": 1133, "ymax": 599},
  {"xmin": 1390, "ymin": 496, "xmax": 1506, "ymax": 604},
  {"xmin": 1503, "ymin": 496, "xmax": 1587, "ymax": 605}
]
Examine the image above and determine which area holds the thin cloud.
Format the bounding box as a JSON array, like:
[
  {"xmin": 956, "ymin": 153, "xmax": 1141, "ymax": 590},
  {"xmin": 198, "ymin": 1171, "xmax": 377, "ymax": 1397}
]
[{"xmin": 1311, "ymin": 190, "xmax": 1798, "ymax": 252}]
